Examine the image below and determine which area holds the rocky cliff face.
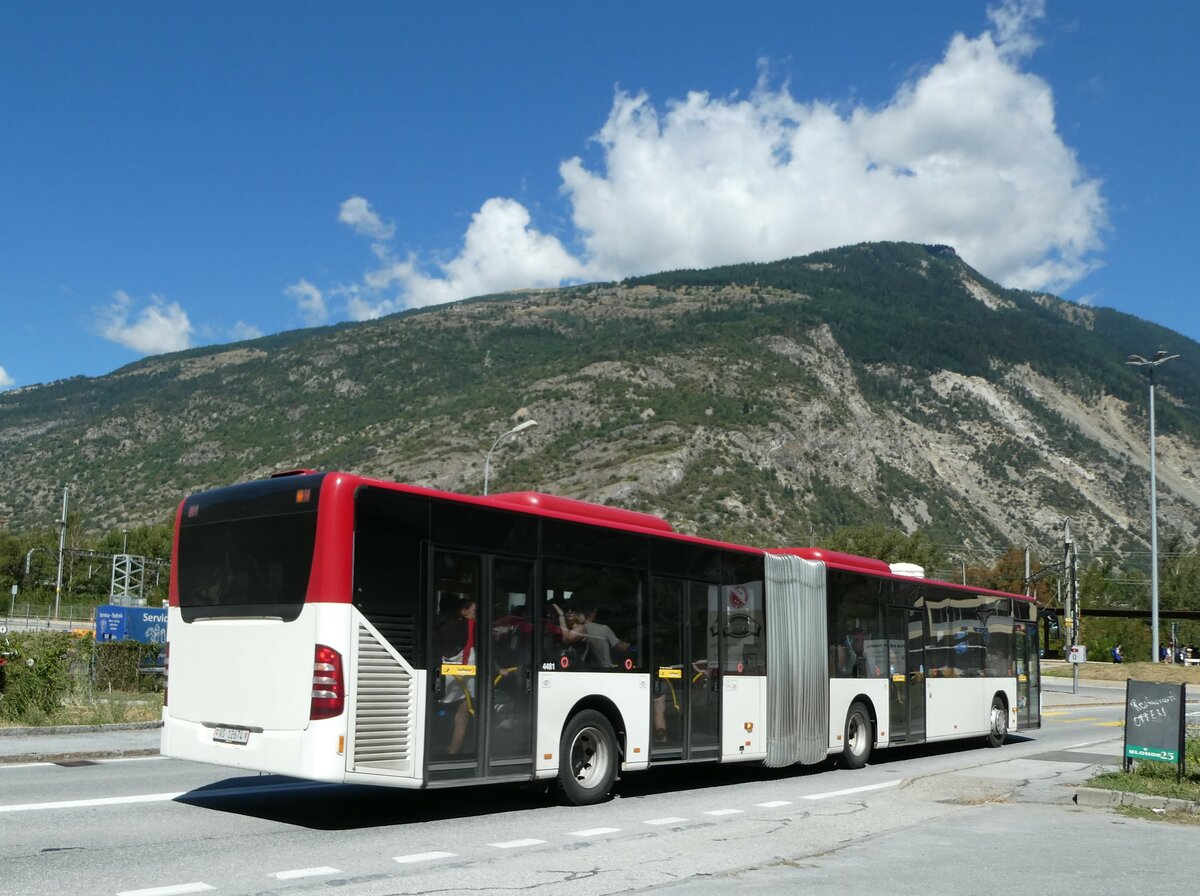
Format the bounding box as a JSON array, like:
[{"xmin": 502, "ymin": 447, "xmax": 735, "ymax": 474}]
[{"xmin": 1, "ymin": 242, "xmax": 1197, "ymax": 567}]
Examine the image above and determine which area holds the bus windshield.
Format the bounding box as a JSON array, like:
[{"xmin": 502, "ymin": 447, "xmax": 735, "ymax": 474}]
[{"xmin": 176, "ymin": 474, "xmax": 324, "ymax": 622}]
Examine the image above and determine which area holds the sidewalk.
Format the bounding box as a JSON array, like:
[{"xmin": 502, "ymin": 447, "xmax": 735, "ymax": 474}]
[{"xmin": 0, "ymin": 721, "xmax": 162, "ymax": 764}]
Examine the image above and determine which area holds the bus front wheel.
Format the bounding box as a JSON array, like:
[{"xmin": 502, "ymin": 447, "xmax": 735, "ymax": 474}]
[
  {"xmin": 985, "ymin": 695, "xmax": 1007, "ymax": 748},
  {"xmin": 840, "ymin": 701, "xmax": 873, "ymax": 769},
  {"xmin": 554, "ymin": 710, "xmax": 619, "ymax": 805}
]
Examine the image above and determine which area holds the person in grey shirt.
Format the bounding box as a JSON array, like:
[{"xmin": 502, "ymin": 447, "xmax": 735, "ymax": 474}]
[{"xmin": 581, "ymin": 607, "xmax": 629, "ymax": 668}]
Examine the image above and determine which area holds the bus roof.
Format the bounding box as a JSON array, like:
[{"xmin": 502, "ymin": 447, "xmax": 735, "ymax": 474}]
[{"xmin": 194, "ymin": 470, "xmax": 1035, "ymax": 604}]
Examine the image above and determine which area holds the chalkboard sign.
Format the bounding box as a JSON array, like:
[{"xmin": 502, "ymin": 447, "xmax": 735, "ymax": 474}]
[{"xmin": 1124, "ymin": 680, "xmax": 1186, "ymax": 775}]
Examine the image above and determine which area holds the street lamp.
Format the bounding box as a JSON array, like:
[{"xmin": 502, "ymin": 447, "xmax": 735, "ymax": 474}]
[
  {"xmin": 1126, "ymin": 350, "xmax": 1179, "ymax": 663},
  {"xmin": 483, "ymin": 419, "xmax": 538, "ymax": 496}
]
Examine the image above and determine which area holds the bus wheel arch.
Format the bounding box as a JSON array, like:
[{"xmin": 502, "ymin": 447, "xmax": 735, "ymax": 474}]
[
  {"xmin": 553, "ymin": 699, "xmax": 624, "ymax": 806},
  {"xmin": 840, "ymin": 698, "xmax": 875, "ymax": 769},
  {"xmin": 985, "ymin": 692, "xmax": 1008, "ymax": 748}
]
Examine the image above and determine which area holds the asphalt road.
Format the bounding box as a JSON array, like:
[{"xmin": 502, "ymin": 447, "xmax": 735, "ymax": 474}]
[{"xmin": 5, "ymin": 684, "xmax": 1181, "ymax": 896}]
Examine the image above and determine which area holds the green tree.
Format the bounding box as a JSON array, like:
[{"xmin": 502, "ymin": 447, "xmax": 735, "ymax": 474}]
[{"xmin": 822, "ymin": 524, "xmax": 946, "ymax": 570}]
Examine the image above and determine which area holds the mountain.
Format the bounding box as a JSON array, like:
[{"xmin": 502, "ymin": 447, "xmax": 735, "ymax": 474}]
[{"xmin": 2, "ymin": 241, "xmax": 1198, "ymax": 570}]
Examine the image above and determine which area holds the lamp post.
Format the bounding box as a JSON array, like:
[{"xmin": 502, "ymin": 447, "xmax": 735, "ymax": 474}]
[
  {"xmin": 1126, "ymin": 351, "xmax": 1179, "ymax": 663},
  {"xmin": 483, "ymin": 419, "xmax": 538, "ymax": 496}
]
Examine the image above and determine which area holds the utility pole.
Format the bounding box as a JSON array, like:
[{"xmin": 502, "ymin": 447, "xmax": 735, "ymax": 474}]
[
  {"xmin": 1064, "ymin": 519, "xmax": 1080, "ymax": 694},
  {"xmin": 54, "ymin": 487, "xmax": 68, "ymax": 619}
]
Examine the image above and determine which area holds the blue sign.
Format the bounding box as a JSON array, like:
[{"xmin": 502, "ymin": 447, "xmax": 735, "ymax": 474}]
[{"xmin": 94, "ymin": 605, "xmax": 168, "ymax": 644}]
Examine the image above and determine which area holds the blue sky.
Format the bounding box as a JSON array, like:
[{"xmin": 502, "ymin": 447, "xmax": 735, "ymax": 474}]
[{"xmin": 1, "ymin": 1, "xmax": 1197, "ymax": 390}]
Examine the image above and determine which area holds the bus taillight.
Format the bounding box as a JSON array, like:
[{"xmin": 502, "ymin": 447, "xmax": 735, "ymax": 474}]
[{"xmin": 310, "ymin": 645, "xmax": 345, "ymax": 720}]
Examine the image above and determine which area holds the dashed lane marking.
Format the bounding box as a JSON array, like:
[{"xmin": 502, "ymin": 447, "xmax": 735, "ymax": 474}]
[
  {"xmin": 268, "ymin": 867, "xmax": 342, "ymax": 880},
  {"xmin": 568, "ymin": 827, "xmax": 621, "ymax": 837},
  {"xmin": 644, "ymin": 816, "xmax": 689, "ymax": 826},
  {"xmin": 394, "ymin": 851, "xmax": 458, "ymax": 864},
  {"xmin": 703, "ymin": 809, "xmax": 744, "ymax": 816},
  {"xmin": 116, "ymin": 884, "xmax": 214, "ymax": 896},
  {"xmin": 803, "ymin": 780, "xmax": 902, "ymax": 800},
  {"xmin": 489, "ymin": 838, "xmax": 547, "ymax": 849},
  {"xmin": 756, "ymin": 800, "xmax": 793, "ymax": 808}
]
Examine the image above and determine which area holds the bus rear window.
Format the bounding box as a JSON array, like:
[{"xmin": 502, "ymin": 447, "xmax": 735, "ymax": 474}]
[{"xmin": 177, "ymin": 475, "xmax": 323, "ymax": 622}]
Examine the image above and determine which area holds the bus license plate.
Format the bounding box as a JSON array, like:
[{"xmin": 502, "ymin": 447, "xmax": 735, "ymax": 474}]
[{"xmin": 213, "ymin": 727, "xmax": 250, "ymax": 745}]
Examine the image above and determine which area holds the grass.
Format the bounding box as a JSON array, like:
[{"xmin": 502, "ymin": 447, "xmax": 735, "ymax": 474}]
[
  {"xmin": 0, "ymin": 692, "xmax": 162, "ymax": 729},
  {"xmin": 1042, "ymin": 660, "xmax": 1200, "ymax": 686},
  {"xmin": 1089, "ymin": 739, "xmax": 1200, "ymax": 815},
  {"xmin": 1043, "ymin": 659, "xmax": 1200, "ymax": 822},
  {"xmin": 1041, "ymin": 657, "xmax": 1200, "ymax": 825}
]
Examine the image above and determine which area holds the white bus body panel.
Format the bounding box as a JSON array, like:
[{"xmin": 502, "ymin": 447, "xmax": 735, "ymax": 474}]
[
  {"xmin": 924, "ymin": 678, "xmax": 987, "ymax": 740},
  {"xmin": 924, "ymin": 677, "xmax": 1016, "ymax": 742},
  {"xmin": 721, "ymin": 675, "xmax": 766, "ymax": 762},
  {"xmin": 161, "ymin": 604, "xmax": 351, "ymax": 782},
  {"xmin": 534, "ymin": 672, "xmax": 651, "ymax": 777},
  {"xmin": 827, "ymin": 678, "xmax": 890, "ymax": 752}
]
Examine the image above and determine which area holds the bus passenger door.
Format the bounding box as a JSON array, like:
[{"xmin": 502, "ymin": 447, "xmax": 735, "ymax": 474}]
[
  {"xmin": 428, "ymin": 551, "xmax": 484, "ymax": 779},
  {"xmin": 688, "ymin": 581, "xmax": 720, "ymax": 759},
  {"xmin": 487, "ymin": 558, "xmax": 535, "ymax": 775},
  {"xmin": 651, "ymin": 578, "xmax": 720, "ymax": 761},
  {"xmin": 1014, "ymin": 621, "xmax": 1041, "ymax": 730},
  {"xmin": 886, "ymin": 606, "xmax": 926, "ymax": 743},
  {"xmin": 428, "ymin": 551, "xmax": 536, "ymax": 782}
]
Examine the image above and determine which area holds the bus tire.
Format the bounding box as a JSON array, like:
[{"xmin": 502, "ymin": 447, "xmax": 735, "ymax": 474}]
[
  {"xmin": 554, "ymin": 710, "xmax": 619, "ymax": 806},
  {"xmin": 840, "ymin": 701, "xmax": 873, "ymax": 769},
  {"xmin": 985, "ymin": 695, "xmax": 1007, "ymax": 748}
]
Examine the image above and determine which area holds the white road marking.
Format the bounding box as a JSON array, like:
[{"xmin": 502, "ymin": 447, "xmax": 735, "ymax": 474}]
[
  {"xmin": 802, "ymin": 780, "xmax": 901, "ymax": 800},
  {"xmin": 269, "ymin": 866, "xmax": 341, "ymax": 880},
  {"xmin": 703, "ymin": 809, "xmax": 744, "ymax": 816},
  {"xmin": 568, "ymin": 827, "xmax": 621, "ymax": 837},
  {"xmin": 490, "ymin": 838, "xmax": 547, "ymax": 849},
  {"xmin": 0, "ymin": 791, "xmax": 185, "ymax": 813},
  {"xmin": 756, "ymin": 800, "xmax": 793, "ymax": 808},
  {"xmin": 116, "ymin": 884, "xmax": 214, "ymax": 896},
  {"xmin": 644, "ymin": 816, "xmax": 689, "ymax": 825},
  {"xmin": 0, "ymin": 779, "xmax": 329, "ymax": 813},
  {"xmin": 394, "ymin": 851, "xmax": 458, "ymax": 864}
]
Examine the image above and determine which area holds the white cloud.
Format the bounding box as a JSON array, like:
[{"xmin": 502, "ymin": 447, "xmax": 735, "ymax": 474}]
[
  {"xmin": 285, "ymin": 278, "xmax": 329, "ymax": 325},
  {"xmin": 0, "ymin": 365, "xmax": 14, "ymax": 389},
  {"xmin": 562, "ymin": 0, "xmax": 1103, "ymax": 292},
  {"xmin": 987, "ymin": 0, "xmax": 1046, "ymax": 59},
  {"xmin": 338, "ymin": 196, "xmax": 394, "ymax": 242},
  {"xmin": 98, "ymin": 291, "xmax": 192, "ymax": 355},
  {"xmin": 390, "ymin": 198, "xmax": 584, "ymax": 308},
  {"xmin": 307, "ymin": 0, "xmax": 1104, "ymax": 316},
  {"xmin": 229, "ymin": 321, "xmax": 263, "ymax": 341},
  {"xmin": 330, "ymin": 197, "xmax": 583, "ymax": 319}
]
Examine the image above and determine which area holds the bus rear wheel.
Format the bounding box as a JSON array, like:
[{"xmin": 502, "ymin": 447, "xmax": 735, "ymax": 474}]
[
  {"xmin": 840, "ymin": 701, "xmax": 873, "ymax": 769},
  {"xmin": 554, "ymin": 710, "xmax": 618, "ymax": 806},
  {"xmin": 985, "ymin": 695, "xmax": 1007, "ymax": 748}
]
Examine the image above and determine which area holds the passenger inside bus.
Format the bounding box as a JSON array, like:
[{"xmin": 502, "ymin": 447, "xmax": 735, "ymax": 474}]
[
  {"xmin": 437, "ymin": 597, "xmax": 477, "ymax": 755},
  {"xmin": 835, "ymin": 627, "xmax": 868, "ymax": 677},
  {"xmin": 579, "ymin": 607, "xmax": 631, "ymax": 669},
  {"xmin": 544, "ymin": 601, "xmax": 587, "ymax": 667}
]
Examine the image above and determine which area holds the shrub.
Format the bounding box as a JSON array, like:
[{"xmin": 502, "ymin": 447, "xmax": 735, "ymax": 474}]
[{"xmin": 0, "ymin": 632, "xmax": 77, "ymax": 723}]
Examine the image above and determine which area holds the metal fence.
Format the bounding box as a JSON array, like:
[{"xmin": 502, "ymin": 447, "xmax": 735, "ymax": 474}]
[{"xmin": 1, "ymin": 603, "xmax": 97, "ymax": 632}]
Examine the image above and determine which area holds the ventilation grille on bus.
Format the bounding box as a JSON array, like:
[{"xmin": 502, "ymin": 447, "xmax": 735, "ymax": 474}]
[{"xmin": 351, "ymin": 622, "xmax": 415, "ymax": 774}]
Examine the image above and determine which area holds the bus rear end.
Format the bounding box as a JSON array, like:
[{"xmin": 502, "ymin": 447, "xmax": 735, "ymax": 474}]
[{"xmin": 161, "ymin": 472, "xmax": 352, "ymax": 781}]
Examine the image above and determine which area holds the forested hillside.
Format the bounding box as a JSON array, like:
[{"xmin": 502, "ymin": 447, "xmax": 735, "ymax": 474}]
[{"xmin": 2, "ymin": 242, "xmax": 1198, "ymax": 577}]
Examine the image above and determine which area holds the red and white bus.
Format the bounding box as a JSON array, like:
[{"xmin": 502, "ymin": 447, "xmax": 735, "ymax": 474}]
[{"xmin": 161, "ymin": 470, "xmax": 1041, "ymax": 804}]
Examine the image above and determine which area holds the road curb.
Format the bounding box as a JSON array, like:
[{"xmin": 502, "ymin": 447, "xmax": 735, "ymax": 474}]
[
  {"xmin": 1075, "ymin": 787, "xmax": 1200, "ymax": 815},
  {"xmin": 0, "ymin": 720, "xmax": 163, "ymax": 737},
  {"xmin": 0, "ymin": 747, "xmax": 162, "ymax": 765}
]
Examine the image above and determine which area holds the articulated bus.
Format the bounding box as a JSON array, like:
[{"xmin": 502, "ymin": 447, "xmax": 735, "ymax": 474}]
[{"xmin": 161, "ymin": 470, "xmax": 1041, "ymax": 805}]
